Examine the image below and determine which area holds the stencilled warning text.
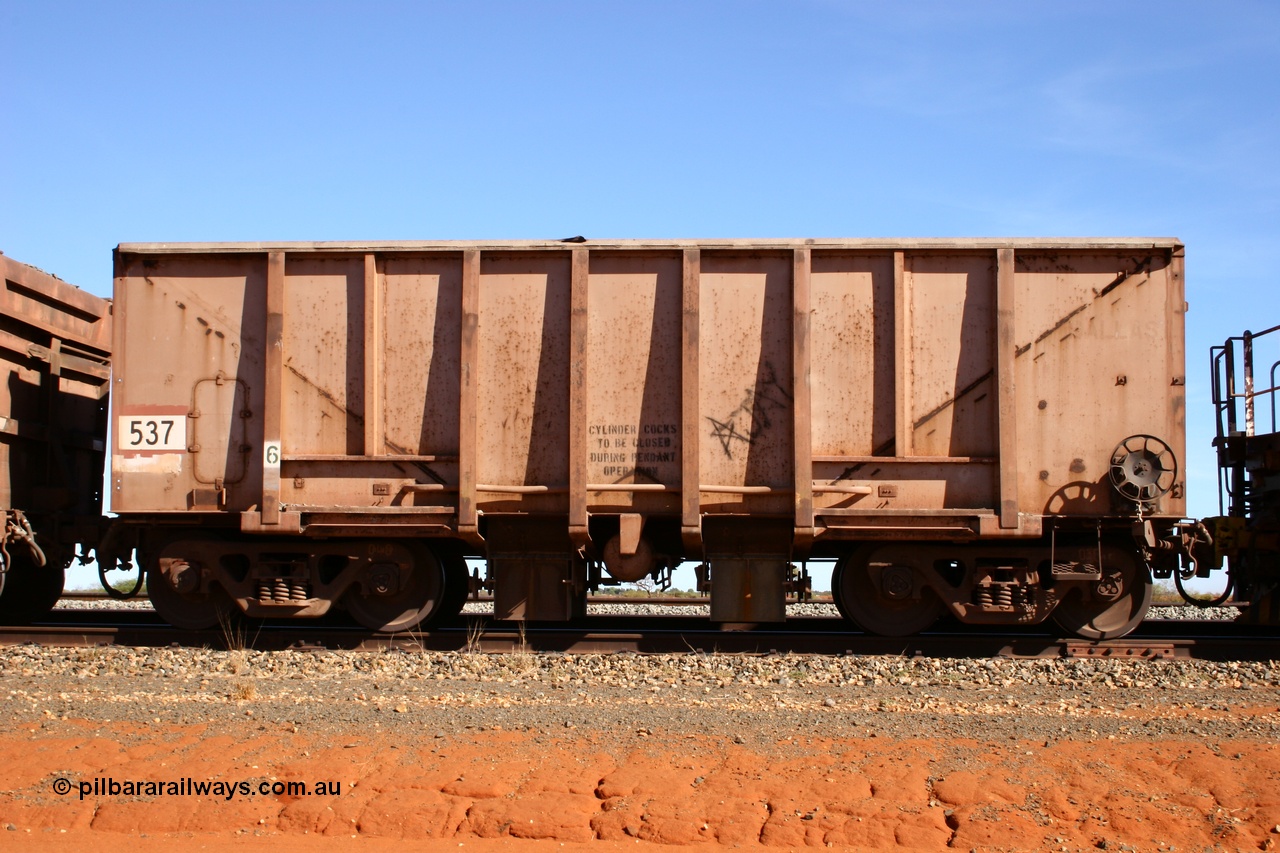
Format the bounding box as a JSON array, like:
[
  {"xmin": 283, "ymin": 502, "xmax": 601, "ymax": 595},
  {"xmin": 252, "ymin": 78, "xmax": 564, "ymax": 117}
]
[{"xmin": 589, "ymin": 423, "xmax": 679, "ymax": 479}]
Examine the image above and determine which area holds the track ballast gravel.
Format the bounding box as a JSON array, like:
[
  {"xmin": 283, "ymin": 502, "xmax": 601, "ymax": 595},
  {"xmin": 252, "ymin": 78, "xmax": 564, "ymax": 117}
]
[{"xmin": 4, "ymin": 643, "xmax": 1277, "ymax": 745}]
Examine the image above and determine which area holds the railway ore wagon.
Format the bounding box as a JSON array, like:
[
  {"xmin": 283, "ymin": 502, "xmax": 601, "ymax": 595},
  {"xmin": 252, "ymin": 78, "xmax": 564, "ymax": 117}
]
[
  {"xmin": 0, "ymin": 254, "xmax": 111, "ymax": 621},
  {"xmin": 111, "ymin": 239, "xmax": 1186, "ymax": 638}
]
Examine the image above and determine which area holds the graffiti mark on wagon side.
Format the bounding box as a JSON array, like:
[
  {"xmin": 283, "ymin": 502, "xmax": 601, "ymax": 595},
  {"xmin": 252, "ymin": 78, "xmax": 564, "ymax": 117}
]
[{"xmin": 707, "ymin": 362, "xmax": 792, "ymax": 458}]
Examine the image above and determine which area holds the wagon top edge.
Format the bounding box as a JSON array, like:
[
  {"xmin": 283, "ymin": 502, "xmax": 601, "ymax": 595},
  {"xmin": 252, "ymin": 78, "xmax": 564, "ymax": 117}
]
[
  {"xmin": 0, "ymin": 254, "xmax": 111, "ymax": 318},
  {"xmin": 115, "ymin": 237, "xmax": 1184, "ymax": 255}
]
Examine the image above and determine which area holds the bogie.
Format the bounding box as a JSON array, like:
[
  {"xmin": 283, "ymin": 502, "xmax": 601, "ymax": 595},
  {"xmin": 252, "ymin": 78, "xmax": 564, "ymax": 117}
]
[
  {"xmin": 832, "ymin": 539, "xmax": 1153, "ymax": 639},
  {"xmin": 142, "ymin": 533, "xmax": 468, "ymax": 633}
]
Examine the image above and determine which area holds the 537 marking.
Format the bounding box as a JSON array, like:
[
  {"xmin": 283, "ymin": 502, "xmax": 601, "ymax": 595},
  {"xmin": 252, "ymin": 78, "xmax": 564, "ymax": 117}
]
[
  {"xmin": 130, "ymin": 419, "xmax": 174, "ymax": 446},
  {"xmin": 118, "ymin": 414, "xmax": 187, "ymax": 452}
]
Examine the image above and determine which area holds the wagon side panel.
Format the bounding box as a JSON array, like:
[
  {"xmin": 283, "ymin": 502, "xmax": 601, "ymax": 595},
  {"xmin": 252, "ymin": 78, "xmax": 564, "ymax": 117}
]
[
  {"xmin": 698, "ymin": 251, "xmax": 794, "ymax": 509},
  {"xmin": 1014, "ymin": 248, "xmax": 1186, "ymax": 520},
  {"xmin": 475, "ymin": 252, "xmax": 571, "ymax": 507},
  {"xmin": 112, "ymin": 253, "xmax": 264, "ymax": 514},
  {"xmin": 583, "ymin": 252, "xmax": 682, "ymax": 513},
  {"xmin": 808, "ymin": 251, "xmax": 895, "ymax": 460}
]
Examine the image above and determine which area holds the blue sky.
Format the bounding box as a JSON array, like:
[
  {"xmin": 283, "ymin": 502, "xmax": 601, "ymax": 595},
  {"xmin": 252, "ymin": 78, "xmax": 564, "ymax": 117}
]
[{"xmin": 4, "ymin": 1, "xmax": 1278, "ymax": 588}]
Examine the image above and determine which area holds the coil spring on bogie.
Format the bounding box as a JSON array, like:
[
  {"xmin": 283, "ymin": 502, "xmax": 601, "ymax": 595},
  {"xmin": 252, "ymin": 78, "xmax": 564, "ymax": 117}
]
[
  {"xmin": 975, "ymin": 584, "xmax": 1020, "ymax": 609},
  {"xmin": 257, "ymin": 579, "xmax": 312, "ymax": 603}
]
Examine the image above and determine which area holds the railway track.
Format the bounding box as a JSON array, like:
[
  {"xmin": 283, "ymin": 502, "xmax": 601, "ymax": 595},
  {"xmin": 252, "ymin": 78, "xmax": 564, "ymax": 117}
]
[
  {"xmin": 57, "ymin": 592, "xmax": 807, "ymax": 606},
  {"xmin": 5, "ymin": 609, "xmax": 1277, "ymax": 660}
]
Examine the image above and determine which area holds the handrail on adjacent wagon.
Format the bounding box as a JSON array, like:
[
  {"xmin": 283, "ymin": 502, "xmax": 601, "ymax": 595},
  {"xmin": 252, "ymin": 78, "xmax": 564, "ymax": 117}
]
[
  {"xmin": 1211, "ymin": 321, "xmax": 1280, "ymax": 438},
  {"xmin": 1209, "ymin": 322, "xmax": 1280, "ymax": 516}
]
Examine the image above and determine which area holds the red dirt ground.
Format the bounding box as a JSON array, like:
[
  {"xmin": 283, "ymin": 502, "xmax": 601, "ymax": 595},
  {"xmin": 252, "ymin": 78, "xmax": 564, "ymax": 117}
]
[{"xmin": 3, "ymin": 718, "xmax": 1279, "ymax": 852}]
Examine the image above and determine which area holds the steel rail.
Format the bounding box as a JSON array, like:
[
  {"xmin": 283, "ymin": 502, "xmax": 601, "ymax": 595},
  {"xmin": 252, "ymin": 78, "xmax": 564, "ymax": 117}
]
[
  {"xmin": 5, "ymin": 612, "xmax": 1278, "ymax": 661},
  {"xmin": 59, "ymin": 591, "xmax": 1241, "ymax": 609},
  {"xmin": 32, "ymin": 609, "xmax": 1261, "ymax": 636}
]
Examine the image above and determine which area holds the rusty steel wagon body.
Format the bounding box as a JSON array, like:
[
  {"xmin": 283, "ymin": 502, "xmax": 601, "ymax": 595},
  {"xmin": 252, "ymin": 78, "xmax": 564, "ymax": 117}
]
[
  {"xmin": 110, "ymin": 238, "xmax": 1189, "ymax": 637},
  {"xmin": 0, "ymin": 254, "xmax": 111, "ymax": 620}
]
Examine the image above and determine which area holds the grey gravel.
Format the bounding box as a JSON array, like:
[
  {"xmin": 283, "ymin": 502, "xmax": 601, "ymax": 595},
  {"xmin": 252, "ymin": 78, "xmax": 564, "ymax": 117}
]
[
  {"xmin": 9, "ymin": 644, "xmax": 1275, "ymax": 691},
  {"xmin": 2, "ymin": 643, "xmax": 1277, "ymax": 747},
  {"xmin": 56, "ymin": 596, "xmax": 155, "ymax": 611}
]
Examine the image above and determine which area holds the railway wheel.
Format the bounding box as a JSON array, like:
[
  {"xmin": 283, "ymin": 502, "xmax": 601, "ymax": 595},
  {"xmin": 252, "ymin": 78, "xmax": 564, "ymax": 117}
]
[
  {"xmin": 345, "ymin": 542, "xmax": 445, "ymax": 633},
  {"xmin": 147, "ymin": 560, "xmax": 235, "ymax": 631},
  {"xmin": 833, "ymin": 549, "xmax": 943, "ymax": 636},
  {"xmin": 1051, "ymin": 547, "xmax": 1152, "ymax": 640},
  {"xmin": 0, "ymin": 555, "xmax": 65, "ymax": 624}
]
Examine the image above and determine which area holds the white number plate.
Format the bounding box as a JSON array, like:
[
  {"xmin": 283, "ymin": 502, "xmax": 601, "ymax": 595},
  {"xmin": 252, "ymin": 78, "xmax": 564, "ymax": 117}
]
[{"xmin": 118, "ymin": 415, "xmax": 187, "ymax": 452}]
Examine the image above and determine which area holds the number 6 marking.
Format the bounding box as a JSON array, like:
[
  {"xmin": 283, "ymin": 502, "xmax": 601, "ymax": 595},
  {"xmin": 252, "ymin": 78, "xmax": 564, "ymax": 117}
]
[{"xmin": 265, "ymin": 443, "xmax": 281, "ymax": 467}]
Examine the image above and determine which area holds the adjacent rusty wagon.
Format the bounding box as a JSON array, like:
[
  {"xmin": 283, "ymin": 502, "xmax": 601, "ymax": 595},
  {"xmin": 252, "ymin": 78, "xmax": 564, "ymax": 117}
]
[
  {"xmin": 110, "ymin": 239, "xmax": 1189, "ymax": 637},
  {"xmin": 1207, "ymin": 323, "xmax": 1280, "ymax": 623},
  {"xmin": 0, "ymin": 254, "xmax": 111, "ymax": 621}
]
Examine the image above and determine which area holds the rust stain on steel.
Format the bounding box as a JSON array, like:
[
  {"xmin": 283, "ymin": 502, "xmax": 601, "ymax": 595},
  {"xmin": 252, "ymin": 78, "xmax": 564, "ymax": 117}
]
[
  {"xmin": 286, "ymin": 362, "xmax": 354, "ymax": 419},
  {"xmin": 1016, "ymin": 302, "xmax": 1092, "ymax": 357},
  {"xmin": 917, "ymin": 254, "xmax": 1155, "ymax": 433},
  {"xmin": 145, "ymin": 274, "xmax": 253, "ymax": 344},
  {"xmin": 912, "ymin": 369, "xmax": 995, "ymax": 432},
  {"xmin": 1015, "ymin": 257, "xmax": 1153, "ymax": 358},
  {"xmin": 1096, "ymin": 256, "xmax": 1152, "ymax": 298},
  {"xmin": 281, "ymin": 357, "xmax": 452, "ymax": 487},
  {"xmin": 705, "ymin": 360, "xmax": 793, "ymax": 458}
]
